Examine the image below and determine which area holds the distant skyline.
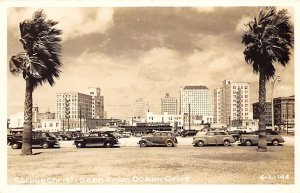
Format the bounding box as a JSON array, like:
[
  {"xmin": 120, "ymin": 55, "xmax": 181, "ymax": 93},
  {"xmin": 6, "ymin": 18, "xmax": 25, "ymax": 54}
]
[{"xmin": 7, "ymin": 7, "xmax": 294, "ymax": 119}]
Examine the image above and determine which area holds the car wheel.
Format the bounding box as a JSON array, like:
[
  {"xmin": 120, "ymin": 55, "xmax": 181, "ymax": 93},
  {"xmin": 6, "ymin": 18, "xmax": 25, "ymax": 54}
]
[
  {"xmin": 223, "ymin": 140, "xmax": 230, "ymax": 147},
  {"xmin": 272, "ymin": 140, "xmax": 279, "ymax": 146},
  {"xmin": 64, "ymin": 137, "xmax": 68, "ymax": 141},
  {"xmin": 76, "ymin": 142, "xmax": 84, "ymax": 148},
  {"xmin": 197, "ymin": 141, "xmax": 204, "ymax": 147},
  {"xmin": 42, "ymin": 142, "xmax": 50, "ymax": 149},
  {"xmin": 11, "ymin": 143, "xmax": 20, "ymax": 149},
  {"xmin": 245, "ymin": 140, "xmax": 252, "ymax": 146},
  {"xmin": 139, "ymin": 141, "xmax": 147, "ymax": 147},
  {"xmin": 105, "ymin": 142, "xmax": 113, "ymax": 148},
  {"xmin": 165, "ymin": 140, "xmax": 174, "ymax": 147}
]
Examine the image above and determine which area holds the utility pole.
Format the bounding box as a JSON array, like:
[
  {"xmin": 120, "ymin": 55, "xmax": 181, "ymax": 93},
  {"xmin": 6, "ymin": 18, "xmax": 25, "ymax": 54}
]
[
  {"xmin": 79, "ymin": 105, "xmax": 82, "ymax": 132},
  {"xmin": 286, "ymin": 101, "xmax": 289, "ymax": 134},
  {"xmin": 65, "ymin": 97, "xmax": 70, "ymax": 132},
  {"xmin": 271, "ymin": 76, "xmax": 281, "ymax": 130},
  {"xmin": 85, "ymin": 105, "xmax": 88, "ymax": 133},
  {"xmin": 188, "ymin": 103, "xmax": 191, "ymax": 130}
]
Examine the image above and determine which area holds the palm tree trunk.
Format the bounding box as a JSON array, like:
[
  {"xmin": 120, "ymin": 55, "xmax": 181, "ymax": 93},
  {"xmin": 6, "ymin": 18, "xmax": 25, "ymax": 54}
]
[
  {"xmin": 21, "ymin": 78, "xmax": 33, "ymax": 155},
  {"xmin": 257, "ymin": 71, "xmax": 267, "ymax": 152}
]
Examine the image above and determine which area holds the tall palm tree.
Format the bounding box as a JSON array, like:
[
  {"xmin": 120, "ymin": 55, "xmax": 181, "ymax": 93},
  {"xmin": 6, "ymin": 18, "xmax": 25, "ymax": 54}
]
[
  {"xmin": 242, "ymin": 7, "xmax": 293, "ymax": 152},
  {"xmin": 9, "ymin": 10, "xmax": 62, "ymax": 155}
]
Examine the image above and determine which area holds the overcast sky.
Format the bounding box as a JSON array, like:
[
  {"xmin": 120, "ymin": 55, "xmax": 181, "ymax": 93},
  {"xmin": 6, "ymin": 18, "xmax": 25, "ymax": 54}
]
[{"xmin": 7, "ymin": 7, "xmax": 294, "ymax": 119}]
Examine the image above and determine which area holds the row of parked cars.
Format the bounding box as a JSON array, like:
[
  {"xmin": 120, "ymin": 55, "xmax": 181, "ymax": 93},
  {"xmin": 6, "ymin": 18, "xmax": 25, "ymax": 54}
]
[{"xmin": 7, "ymin": 130, "xmax": 285, "ymax": 149}]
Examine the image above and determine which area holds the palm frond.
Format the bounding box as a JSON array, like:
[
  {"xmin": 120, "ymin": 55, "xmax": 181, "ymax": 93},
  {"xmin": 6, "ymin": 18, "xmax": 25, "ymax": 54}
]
[
  {"xmin": 242, "ymin": 7, "xmax": 294, "ymax": 78},
  {"xmin": 11, "ymin": 9, "xmax": 63, "ymax": 90}
]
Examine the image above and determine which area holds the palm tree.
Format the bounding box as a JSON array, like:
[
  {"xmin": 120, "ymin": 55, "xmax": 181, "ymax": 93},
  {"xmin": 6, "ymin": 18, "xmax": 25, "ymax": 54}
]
[
  {"xmin": 9, "ymin": 10, "xmax": 62, "ymax": 155},
  {"xmin": 242, "ymin": 7, "xmax": 293, "ymax": 152}
]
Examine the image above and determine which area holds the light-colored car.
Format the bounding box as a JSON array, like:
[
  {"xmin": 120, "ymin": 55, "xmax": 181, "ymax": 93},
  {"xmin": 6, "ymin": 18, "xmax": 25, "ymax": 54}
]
[
  {"xmin": 192, "ymin": 131, "xmax": 235, "ymax": 147},
  {"xmin": 239, "ymin": 130, "xmax": 285, "ymax": 146}
]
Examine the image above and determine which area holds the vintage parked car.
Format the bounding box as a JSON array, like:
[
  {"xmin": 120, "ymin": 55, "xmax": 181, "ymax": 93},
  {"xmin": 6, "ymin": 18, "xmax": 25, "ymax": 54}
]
[
  {"xmin": 192, "ymin": 131, "xmax": 235, "ymax": 147},
  {"xmin": 59, "ymin": 134, "xmax": 74, "ymax": 141},
  {"xmin": 138, "ymin": 131, "xmax": 177, "ymax": 147},
  {"xmin": 73, "ymin": 132, "xmax": 119, "ymax": 148},
  {"xmin": 10, "ymin": 132, "xmax": 59, "ymax": 149},
  {"xmin": 239, "ymin": 130, "xmax": 285, "ymax": 146},
  {"xmin": 181, "ymin": 130, "xmax": 199, "ymax": 137}
]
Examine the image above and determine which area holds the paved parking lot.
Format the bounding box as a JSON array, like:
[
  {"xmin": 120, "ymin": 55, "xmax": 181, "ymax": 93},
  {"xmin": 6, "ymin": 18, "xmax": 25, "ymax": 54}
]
[{"xmin": 7, "ymin": 136, "xmax": 294, "ymax": 185}]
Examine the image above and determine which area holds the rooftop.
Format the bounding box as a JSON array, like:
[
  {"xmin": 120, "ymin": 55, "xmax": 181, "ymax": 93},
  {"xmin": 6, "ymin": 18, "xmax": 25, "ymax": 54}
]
[{"xmin": 183, "ymin": 86, "xmax": 208, "ymax": 90}]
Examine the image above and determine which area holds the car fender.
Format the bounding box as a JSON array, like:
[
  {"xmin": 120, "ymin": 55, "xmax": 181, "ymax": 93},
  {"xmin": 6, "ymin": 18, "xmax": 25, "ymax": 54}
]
[
  {"xmin": 223, "ymin": 136, "xmax": 235, "ymax": 143},
  {"xmin": 193, "ymin": 138, "xmax": 208, "ymax": 145},
  {"xmin": 165, "ymin": 138, "xmax": 177, "ymax": 145},
  {"xmin": 272, "ymin": 136, "xmax": 285, "ymax": 143},
  {"xmin": 139, "ymin": 139, "xmax": 151, "ymax": 145}
]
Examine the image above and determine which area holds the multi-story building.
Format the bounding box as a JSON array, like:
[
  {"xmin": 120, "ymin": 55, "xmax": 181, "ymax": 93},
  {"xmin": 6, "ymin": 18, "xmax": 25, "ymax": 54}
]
[
  {"xmin": 274, "ymin": 95, "xmax": 295, "ymax": 129},
  {"xmin": 37, "ymin": 119, "xmax": 61, "ymax": 133},
  {"xmin": 252, "ymin": 102, "xmax": 272, "ymax": 126},
  {"xmin": 8, "ymin": 112, "xmax": 24, "ymax": 128},
  {"xmin": 180, "ymin": 85, "xmax": 212, "ymax": 116},
  {"xmin": 146, "ymin": 112, "xmax": 183, "ymax": 127},
  {"xmin": 133, "ymin": 98, "xmax": 149, "ymax": 118},
  {"xmin": 56, "ymin": 92, "xmax": 93, "ymax": 120},
  {"xmin": 161, "ymin": 93, "xmax": 177, "ymax": 115},
  {"xmin": 214, "ymin": 79, "xmax": 250, "ymax": 126},
  {"xmin": 88, "ymin": 87, "xmax": 105, "ymax": 119}
]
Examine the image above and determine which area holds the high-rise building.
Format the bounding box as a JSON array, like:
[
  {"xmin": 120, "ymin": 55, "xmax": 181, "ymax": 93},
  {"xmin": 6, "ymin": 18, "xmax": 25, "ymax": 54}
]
[
  {"xmin": 252, "ymin": 102, "xmax": 272, "ymax": 126},
  {"xmin": 180, "ymin": 86, "xmax": 212, "ymax": 116},
  {"xmin": 55, "ymin": 92, "xmax": 92, "ymax": 120},
  {"xmin": 88, "ymin": 87, "xmax": 105, "ymax": 119},
  {"xmin": 134, "ymin": 98, "xmax": 149, "ymax": 118},
  {"xmin": 161, "ymin": 93, "xmax": 177, "ymax": 115},
  {"xmin": 273, "ymin": 95, "xmax": 295, "ymax": 129},
  {"xmin": 214, "ymin": 79, "xmax": 250, "ymax": 125}
]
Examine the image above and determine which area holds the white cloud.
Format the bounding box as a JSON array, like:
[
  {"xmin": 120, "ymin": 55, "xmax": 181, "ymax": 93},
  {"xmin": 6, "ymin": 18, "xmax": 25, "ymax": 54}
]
[
  {"xmin": 235, "ymin": 16, "xmax": 252, "ymax": 33},
  {"xmin": 8, "ymin": 7, "xmax": 114, "ymax": 41}
]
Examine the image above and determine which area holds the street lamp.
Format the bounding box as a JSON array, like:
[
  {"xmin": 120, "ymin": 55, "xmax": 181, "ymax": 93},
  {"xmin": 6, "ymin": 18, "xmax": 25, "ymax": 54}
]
[{"xmin": 271, "ymin": 75, "xmax": 281, "ymax": 130}]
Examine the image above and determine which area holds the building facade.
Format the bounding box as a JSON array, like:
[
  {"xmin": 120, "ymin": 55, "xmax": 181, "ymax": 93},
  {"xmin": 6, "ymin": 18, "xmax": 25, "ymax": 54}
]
[
  {"xmin": 161, "ymin": 93, "xmax": 177, "ymax": 115},
  {"xmin": 37, "ymin": 119, "xmax": 61, "ymax": 133},
  {"xmin": 56, "ymin": 92, "xmax": 93, "ymax": 120},
  {"xmin": 273, "ymin": 96, "xmax": 295, "ymax": 129},
  {"xmin": 252, "ymin": 102, "xmax": 272, "ymax": 126},
  {"xmin": 180, "ymin": 85, "xmax": 212, "ymax": 116},
  {"xmin": 133, "ymin": 98, "xmax": 149, "ymax": 118},
  {"xmin": 88, "ymin": 87, "xmax": 105, "ymax": 119},
  {"xmin": 146, "ymin": 112, "xmax": 183, "ymax": 127},
  {"xmin": 214, "ymin": 79, "xmax": 250, "ymax": 126},
  {"xmin": 8, "ymin": 112, "xmax": 24, "ymax": 128}
]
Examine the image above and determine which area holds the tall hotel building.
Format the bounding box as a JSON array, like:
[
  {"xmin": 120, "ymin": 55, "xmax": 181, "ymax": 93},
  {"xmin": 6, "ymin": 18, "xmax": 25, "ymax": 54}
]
[
  {"xmin": 180, "ymin": 86, "xmax": 212, "ymax": 116},
  {"xmin": 88, "ymin": 87, "xmax": 105, "ymax": 119},
  {"xmin": 214, "ymin": 79, "xmax": 250, "ymax": 125},
  {"xmin": 161, "ymin": 93, "xmax": 177, "ymax": 115},
  {"xmin": 56, "ymin": 93, "xmax": 92, "ymax": 120},
  {"xmin": 134, "ymin": 98, "xmax": 149, "ymax": 118},
  {"xmin": 56, "ymin": 87, "xmax": 105, "ymax": 120}
]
